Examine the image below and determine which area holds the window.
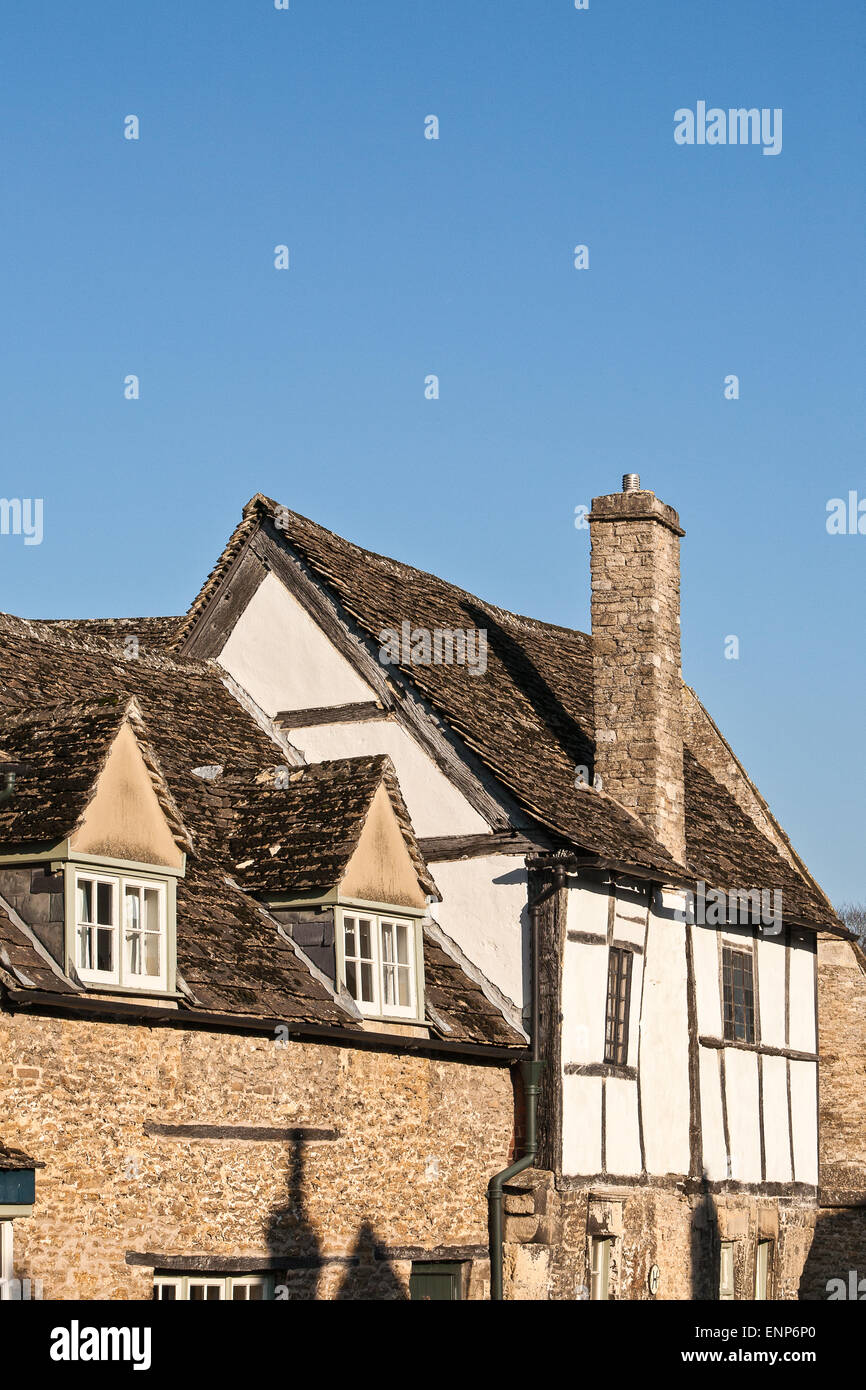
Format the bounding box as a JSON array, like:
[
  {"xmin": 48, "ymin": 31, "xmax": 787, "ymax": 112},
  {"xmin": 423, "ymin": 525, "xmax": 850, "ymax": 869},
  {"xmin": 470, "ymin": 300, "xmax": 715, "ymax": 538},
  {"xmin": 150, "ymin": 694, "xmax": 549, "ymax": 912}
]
[
  {"xmin": 722, "ymin": 945, "xmax": 755, "ymax": 1043},
  {"xmin": 74, "ymin": 870, "xmax": 168, "ymax": 991},
  {"xmin": 0, "ymin": 1221, "xmax": 12, "ymax": 1302},
  {"xmin": 339, "ymin": 911, "xmax": 419, "ymax": 1019},
  {"xmin": 153, "ymin": 1274, "xmax": 270, "ymax": 1300},
  {"xmin": 590, "ymin": 1237, "xmax": 611, "ymax": 1301},
  {"xmin": 604, "ymin": 947, "xmax": 633, "ymax": 1065},
  {"xmin": 755, "ymin": 1241, "xmax": 772, "ymax": 1300},
  {"xmin": 409, "ymin": 1262, "xmax": 463, "ymax": 1300},
  {"xmin": 719, "ymin": 1241, "xmax": 735, "ymax": 1300}
]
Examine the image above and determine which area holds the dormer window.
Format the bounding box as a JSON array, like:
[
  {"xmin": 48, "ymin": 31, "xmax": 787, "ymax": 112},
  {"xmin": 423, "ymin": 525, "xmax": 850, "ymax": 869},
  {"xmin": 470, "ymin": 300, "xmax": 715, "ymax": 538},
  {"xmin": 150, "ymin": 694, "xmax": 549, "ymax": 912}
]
[
  {"xmin": 338, "ymin": 909, "xmax": 421, "ymax": 1021},
  {"xmin": 73, "ymin": 870, "xmax": 169, "ymax": 992}
]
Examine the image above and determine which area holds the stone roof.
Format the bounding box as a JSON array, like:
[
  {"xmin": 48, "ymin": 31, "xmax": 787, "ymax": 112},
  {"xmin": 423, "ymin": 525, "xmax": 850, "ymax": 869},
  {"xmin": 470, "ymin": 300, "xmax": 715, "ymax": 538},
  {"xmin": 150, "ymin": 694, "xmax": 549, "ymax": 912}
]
[
  {"xmin": 173, "ymin": 496, "xmax": 841, "ymax": 933},
  {"xmin": 0, "ymin": 896, "xmax": 79, "ymax": 996},
  {"xmin": 0, "ymin": 695, "xmax": 191, "ymax": 853},
  {"xmin": 225, "ymin": 755, "xmax": 438, "ymax": 899},
  {"xmin": 0, "ymin": 698, "xmax": 127, "ymax": 846},
  {"xmin": 0, "ymin": 613, "xmax": 521, "ymax": 1047}
]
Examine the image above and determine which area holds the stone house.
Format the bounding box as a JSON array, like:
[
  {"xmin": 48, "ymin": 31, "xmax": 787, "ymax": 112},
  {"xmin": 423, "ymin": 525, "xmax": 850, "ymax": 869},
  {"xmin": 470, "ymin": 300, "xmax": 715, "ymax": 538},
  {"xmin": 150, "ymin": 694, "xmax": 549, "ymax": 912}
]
[{"xmin": 1, "ymin": 476, "xmax": 863, "ymax": 1300}]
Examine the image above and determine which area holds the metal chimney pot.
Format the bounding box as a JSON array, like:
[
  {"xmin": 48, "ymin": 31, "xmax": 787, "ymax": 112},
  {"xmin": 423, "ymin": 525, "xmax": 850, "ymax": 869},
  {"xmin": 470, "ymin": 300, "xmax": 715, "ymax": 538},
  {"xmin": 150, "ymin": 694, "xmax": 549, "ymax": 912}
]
[{"xmin": 622, "ymin": 473, "xmax": 641, "ymax": 492}]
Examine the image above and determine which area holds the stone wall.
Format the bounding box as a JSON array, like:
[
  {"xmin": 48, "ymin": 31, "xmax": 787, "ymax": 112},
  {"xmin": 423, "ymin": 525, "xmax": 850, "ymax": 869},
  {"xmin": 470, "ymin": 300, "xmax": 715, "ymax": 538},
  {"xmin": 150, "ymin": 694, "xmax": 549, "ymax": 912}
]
[
  {"xmin": 800, "ymin": 935, "xmax": 866, "ymax": 1298},
  {"xmin": 502, "ymin": 1171, "xmax": 818, "ymax": 1301},
  {"xmin": 817, "ymin": 937, "xmax": 866, "ymax": 1202},
  {"xmin": 1, "ymin": 1005, "xmax": 514, "ymax": 1300}
]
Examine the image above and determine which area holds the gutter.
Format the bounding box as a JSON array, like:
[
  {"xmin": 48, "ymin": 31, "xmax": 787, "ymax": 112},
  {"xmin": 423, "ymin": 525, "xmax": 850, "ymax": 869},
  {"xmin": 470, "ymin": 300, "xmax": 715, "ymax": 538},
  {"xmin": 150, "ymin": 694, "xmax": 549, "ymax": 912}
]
[
  {"xmin": 1, "ymin": 986, "xmax": 524, "ymax": 1063},
  {"xmin": 487, "ymin": 863, "xmax": 566, "ymax": 1300},
  {"xmin": 527, "ymin": 852, "xmax": 852, "ymax": 940}
]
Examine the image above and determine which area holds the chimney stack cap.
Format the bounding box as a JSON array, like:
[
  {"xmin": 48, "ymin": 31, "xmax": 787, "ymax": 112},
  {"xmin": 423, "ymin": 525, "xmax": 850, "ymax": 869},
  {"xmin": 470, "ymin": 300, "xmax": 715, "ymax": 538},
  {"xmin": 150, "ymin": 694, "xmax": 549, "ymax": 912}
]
[{"xmin": 622, "ymin": 473, "xmax": 641, "ymax": 493}]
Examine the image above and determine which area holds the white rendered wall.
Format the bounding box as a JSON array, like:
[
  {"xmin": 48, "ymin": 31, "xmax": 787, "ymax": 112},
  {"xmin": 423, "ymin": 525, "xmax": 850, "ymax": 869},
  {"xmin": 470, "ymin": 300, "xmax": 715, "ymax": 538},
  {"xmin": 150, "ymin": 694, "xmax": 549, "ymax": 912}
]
[
  {"xmin": 790, "ymin": 1061, "xmax": 818, "ymax": 1184},
  {"xmin": 756, "ymin": 933, "xmax": 787, "ymax": 1048},
  {"xmin": 219, "ymin": 572, "xmax": 376, "ymax": 716},
  {"xmin": 723, "ymin": 1048, "xmax": 762, "ymax": 1182},
  {"xmin": 561, "ymin": 877, "xmax": 609, "ymax": 1066},
  {"xmin": 692, "ymin": 923, "xmax": 722, "ymax": 1037},
  {"xmin": 562, "ymin": 1073, "xmax": 602, "ymax": 1175},
  {"xmin": 639, "ymin": 889, "xmax": 691, "ymax": 1176},
  {"xmin": 699, "ymin": 1049, "xmax": 728, "ymax": 1181},
  {"xmin": 788, "ymin": 936, "xmax": 817, "ymax": 1052},
  {"xmin": 605, "ymin": 1077, "xmax": 642, "ymax": 1176},
  {"xmin": 761, "ymin": 1055, "xmax": 793, "ymax": 1182},
  {"xmin": 292, "ymin": 720, "xmax": 490, "ymax": 839},
  {"xmin": 426, "ymin": 855, "xmax": 528, "ymax": 1010}
]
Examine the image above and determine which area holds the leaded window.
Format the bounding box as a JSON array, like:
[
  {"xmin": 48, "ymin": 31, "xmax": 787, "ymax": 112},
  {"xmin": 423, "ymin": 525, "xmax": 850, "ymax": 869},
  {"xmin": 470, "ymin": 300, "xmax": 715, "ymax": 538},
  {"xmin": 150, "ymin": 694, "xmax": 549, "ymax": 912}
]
[
  {"xmin": 604, "ymin": 947, "xmax": 632, "ymax": 1065},
  {"xmin": 722, "ymin": 945, "xmax": 755, "ymax": 1043}
]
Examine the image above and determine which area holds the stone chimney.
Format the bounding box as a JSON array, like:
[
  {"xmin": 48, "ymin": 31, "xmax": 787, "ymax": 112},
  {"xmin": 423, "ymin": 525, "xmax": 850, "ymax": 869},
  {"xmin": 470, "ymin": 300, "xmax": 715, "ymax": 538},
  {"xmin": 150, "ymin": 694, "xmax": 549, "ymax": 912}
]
[{"xmin": 588, "ymin": 476, "xmax": 686, "ymax": 863}]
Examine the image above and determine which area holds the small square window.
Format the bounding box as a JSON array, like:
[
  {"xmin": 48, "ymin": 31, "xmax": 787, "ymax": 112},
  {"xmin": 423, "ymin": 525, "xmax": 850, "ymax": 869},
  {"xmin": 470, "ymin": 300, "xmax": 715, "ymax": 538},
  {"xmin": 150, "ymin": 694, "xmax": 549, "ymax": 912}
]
[
  {"xmin": 340, "ymin": 910, "xmax": 420, "ymax": 1020},
  {"xmin": 73, "ymin": 870, "xmax": 168, "ymax": 992}
]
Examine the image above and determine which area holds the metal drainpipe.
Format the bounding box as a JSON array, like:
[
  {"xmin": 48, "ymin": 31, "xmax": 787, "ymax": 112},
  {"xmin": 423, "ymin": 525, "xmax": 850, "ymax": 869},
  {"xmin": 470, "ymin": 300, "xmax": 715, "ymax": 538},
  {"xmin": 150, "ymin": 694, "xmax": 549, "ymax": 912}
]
[{"xmin": 488, "ymin": 864, "xmax": 566, "ymax": 1301}]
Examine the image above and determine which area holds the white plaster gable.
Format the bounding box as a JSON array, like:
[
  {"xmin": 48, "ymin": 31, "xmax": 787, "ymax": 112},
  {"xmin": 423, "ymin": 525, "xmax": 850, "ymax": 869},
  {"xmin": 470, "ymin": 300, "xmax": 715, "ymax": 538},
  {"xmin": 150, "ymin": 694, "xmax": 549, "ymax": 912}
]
[
  {"xmin": 291, "ymin": 721, "xmax": 490, "ymax": 839},
  {"xmin": 218, "ymin": 571, "xmax": 376, "ymax": 717},
  {"xmin": 426, "ymin": 854, "xmax": 528, "ymax": 1008}
]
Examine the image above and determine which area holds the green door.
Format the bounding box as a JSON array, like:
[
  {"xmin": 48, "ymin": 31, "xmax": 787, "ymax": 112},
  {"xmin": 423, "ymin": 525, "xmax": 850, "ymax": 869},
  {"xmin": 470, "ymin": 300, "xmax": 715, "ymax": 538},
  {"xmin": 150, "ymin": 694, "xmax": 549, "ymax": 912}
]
[{"xmin": 409, "ymin": 1262, "xmax": 463, "ymax": 1300}]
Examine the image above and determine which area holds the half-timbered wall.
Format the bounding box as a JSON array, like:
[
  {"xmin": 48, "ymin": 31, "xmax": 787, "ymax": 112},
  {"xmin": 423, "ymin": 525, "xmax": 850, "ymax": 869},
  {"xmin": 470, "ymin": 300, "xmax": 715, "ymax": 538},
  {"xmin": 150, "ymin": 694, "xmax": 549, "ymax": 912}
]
[{"xmin": 559, "ymin": 877, "xmax": 818, "ymax": 1191}]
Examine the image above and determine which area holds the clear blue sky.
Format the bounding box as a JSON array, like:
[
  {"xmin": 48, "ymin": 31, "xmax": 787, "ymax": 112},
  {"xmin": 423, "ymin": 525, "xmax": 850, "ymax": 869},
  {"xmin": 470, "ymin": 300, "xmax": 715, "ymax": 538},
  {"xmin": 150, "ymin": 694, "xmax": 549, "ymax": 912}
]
[{"xmin": 1, "ymin": 1, "xmax": 863, "ymax": 903}]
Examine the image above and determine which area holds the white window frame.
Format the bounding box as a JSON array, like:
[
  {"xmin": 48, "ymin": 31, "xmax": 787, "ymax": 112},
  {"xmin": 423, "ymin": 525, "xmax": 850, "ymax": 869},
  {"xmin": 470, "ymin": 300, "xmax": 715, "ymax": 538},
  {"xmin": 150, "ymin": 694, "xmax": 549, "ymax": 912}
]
[
  {"xmin": 336, "ymin": 908, "xmax": 421, "ymax": 1021},
  {"xmin": 589, "ymin": 1237, "xmax": 611, "ymax": 1301},
  {"xmin": 122, "ymin": 877, "xmax": 168, "ymax": 989},
  {"xmin": 0, "ymin": 1221, "xmax": 13, "ymax": 1301},
  {"xmin": 72, "ymin": 869, "xmax": 168, "ymax": 992},
  {"xmin": 153, "ymin": 1273, "xmax": 271, "ymax": 1301},
  {"xmin": 719, "ymin": 1241, "xmax": 736, "ymax": 1300},
  {"xmin": 755, "ymin": 1240, "xmax": 772, "ymax": 1300},
  {"xmin": 73, "ymin": 873, "xmax": 119, "ymax": 986}
]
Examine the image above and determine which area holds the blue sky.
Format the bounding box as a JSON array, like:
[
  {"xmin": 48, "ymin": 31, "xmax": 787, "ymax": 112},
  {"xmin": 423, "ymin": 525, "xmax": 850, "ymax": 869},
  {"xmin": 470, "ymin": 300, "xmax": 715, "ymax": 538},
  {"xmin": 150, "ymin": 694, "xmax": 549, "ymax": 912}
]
[{"xmin": 1, "ymin": 1, "xmax": 863, "ymax": 902}]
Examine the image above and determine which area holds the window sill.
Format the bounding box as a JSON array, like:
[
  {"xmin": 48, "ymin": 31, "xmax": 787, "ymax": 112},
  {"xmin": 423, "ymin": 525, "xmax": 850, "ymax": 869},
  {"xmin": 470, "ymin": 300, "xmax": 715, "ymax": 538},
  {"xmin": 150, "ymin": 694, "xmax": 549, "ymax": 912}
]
[
  {"xmin": 76, "ymin": 985, "xmax": 181, "ymax": 1006},
  {"xmin": 360, "ymin": 1017, "xmax": 430, "ymax": 1039}
]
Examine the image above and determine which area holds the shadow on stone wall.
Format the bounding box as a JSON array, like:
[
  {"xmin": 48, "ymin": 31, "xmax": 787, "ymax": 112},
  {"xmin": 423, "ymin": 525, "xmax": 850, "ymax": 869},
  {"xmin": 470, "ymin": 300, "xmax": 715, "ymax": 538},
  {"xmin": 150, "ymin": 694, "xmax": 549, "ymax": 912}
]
[
  {"xmin": 333, "ymin": 1222, "xmax": 407, "ymax": 1300},
  {"xmin": 689, "ymin": 1173, "xmax": 719, "ymax": 1300},
  {"xmin": 798, "ymin": 1208, "xmax": 866, "ymax": 1301},
  {"xmin": 264, "ymin": 1138, "xmax": 406, "ymax": 1300}
]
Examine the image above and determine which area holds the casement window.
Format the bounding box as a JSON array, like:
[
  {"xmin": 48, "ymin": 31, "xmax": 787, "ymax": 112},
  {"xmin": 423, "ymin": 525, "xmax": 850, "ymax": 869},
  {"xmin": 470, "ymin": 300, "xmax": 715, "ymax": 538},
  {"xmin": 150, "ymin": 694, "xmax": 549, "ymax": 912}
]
[
  {"xmin": 0, "ymin": 1221, "xmax": 12, "ymax": 1302},
  {"xmin": 722, "ymin": 945, "xmax": 755, "ymax": 1044},
  {"xmin": 590, "ymin": 1237, "xmax": 611, "ymax": 1301},
  {"xmin": 604, "ymin": 947, "xmax": 633, "ymax": 1065},
  {"xmin": 153, "ymin": 1274, "xmax": 270, "ymax": 1301},
  {"xmin": 73, "ymin": 870, "xmax": 168, "ymax": 992},
  {"xmin": 719, "ymin": 1241, "xmax": 735, "ymax": 1300},
  {"xmin": 409, "ymin": 1261, "xmax": 464, "ymax": 1300},
  {"xmin": 755, "ymin": 1240, "xmax": 772, "ymax": 1300},
  {"xmin": 338, "ymin": 910, "xmax": 421, "ymax": 1020}
]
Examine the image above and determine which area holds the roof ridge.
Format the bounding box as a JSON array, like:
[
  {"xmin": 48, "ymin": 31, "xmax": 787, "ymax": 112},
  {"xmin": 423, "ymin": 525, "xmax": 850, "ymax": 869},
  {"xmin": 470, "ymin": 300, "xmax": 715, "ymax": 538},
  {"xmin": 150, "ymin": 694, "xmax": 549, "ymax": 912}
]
[{"xmin": 176, "ymin": 496, "xmax": 593, "ymax": 653}]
